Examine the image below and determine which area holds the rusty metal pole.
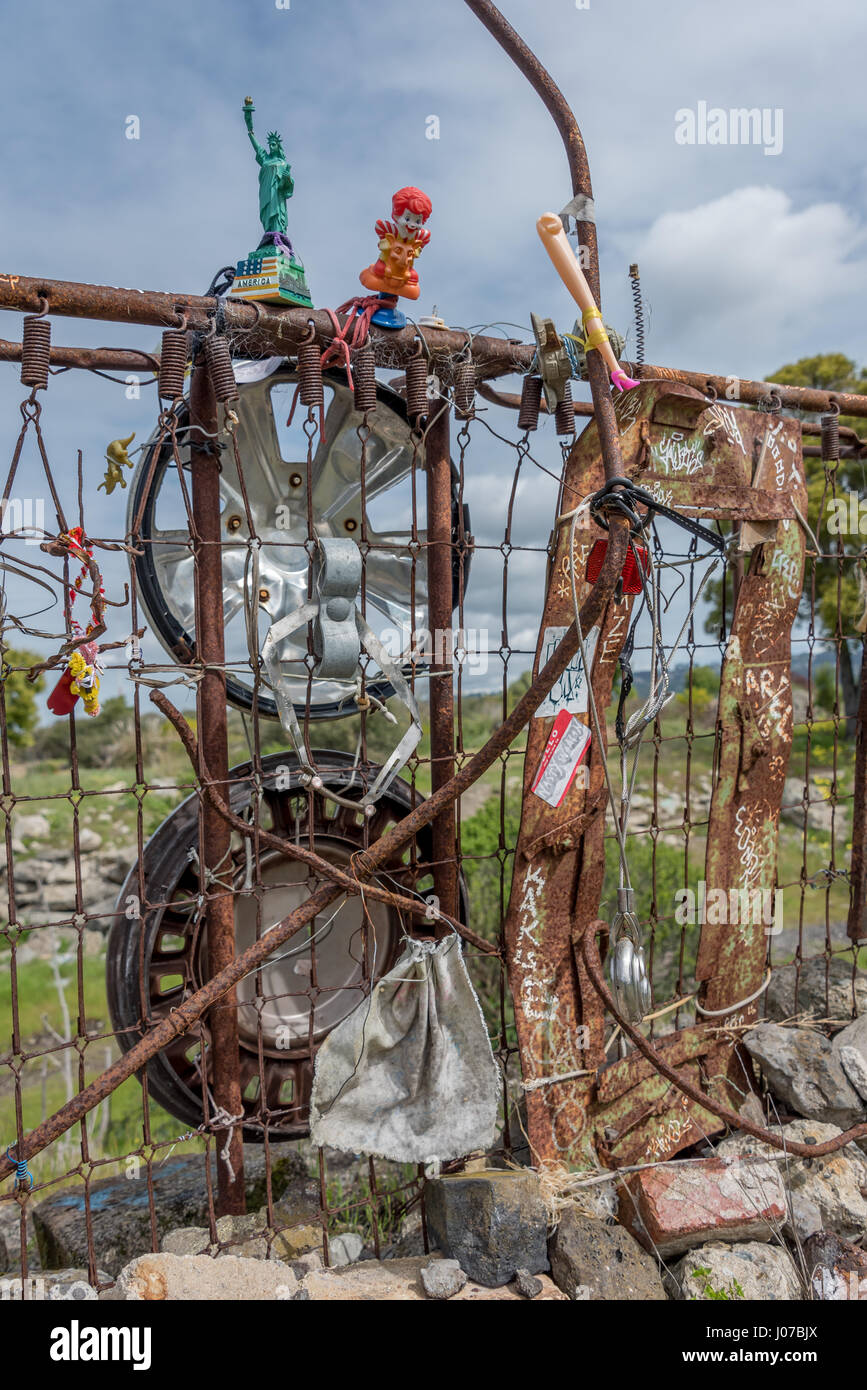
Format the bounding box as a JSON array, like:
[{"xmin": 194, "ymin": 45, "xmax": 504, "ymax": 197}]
[
  {"xmin": 847, "ymin": 636, "xmax": 867, "ymax": 942},
  {"xmin": 425, "ymin": 399, "xmax": 459, "ymax": 929},
  {"xmin": 189, "ymin": 349, "xmax": 246, "ymax": 1214}
]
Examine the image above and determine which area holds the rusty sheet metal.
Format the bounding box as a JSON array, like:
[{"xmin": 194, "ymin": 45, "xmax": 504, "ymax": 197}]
[
  {"xmin": 594, "ymin": 1024, "xmax": 712, "ymax": 1103},
  {"xmin": 631, "ymin": 480, "xmax": 795, "ymax": 523},
  {"xmin": 505, "ymin": 383, "xmax": 810, "ymax": 1169},
  {"xmin": 505, "ymin": 428, "xmax": 636, "ymax": 1163},
  {"xmin": 590, "ymin": 1028, "xmax": 728, "ymax": 1167},
  {"xmin": 595, "ymin": 1068, "xmax": 720, "ymax": 1168},
  {"xmin": 696, "ymin": 414, "xmax": 807, "ymax": 1020}
]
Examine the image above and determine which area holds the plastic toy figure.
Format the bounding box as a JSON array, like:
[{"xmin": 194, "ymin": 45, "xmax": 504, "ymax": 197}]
[
  {"xmin": 47, "ymin": 642, "xmax": 101, "ymax": 718},
  {"xmin": 360, "ymin": 187, "xmax": 432, "ymax": 302},
  {"xmin": 98, "ymin": 433, "xmax": 135, "ymax": 494},
  {"xmin": 231, "ymin": 98, "xmax": 313, "ymax": 308},
  {"xmin": 537, "ymin": 213, "xmax": 639, "ymax": 392}
]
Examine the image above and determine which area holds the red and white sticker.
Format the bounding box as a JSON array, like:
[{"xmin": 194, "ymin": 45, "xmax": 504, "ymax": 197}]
[{"xmin": 531, "ymin": 710, "xmax": 591, "ymax": 807}]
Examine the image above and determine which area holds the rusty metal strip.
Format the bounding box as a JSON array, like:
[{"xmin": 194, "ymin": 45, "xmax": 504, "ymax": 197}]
[
  {"xmin": 580, "ymin": 917, "xmax": 867, "ymax": 1159},
  {"xmin": 504, "ymin": 409, "xmax": 642, "ymax": 1164},
  {"xmin": 3, "ymin": 272, "xmax": 867, "ymax": 415},
  {"xmin": 594, "ymin": 1025, "xmax": 712, "ymax": 1103},
  {"xmin": 847, "ymin": 640, "xmax": 867, "ymax": 942},
  {"xmin": 696, "ymin": 414, "xmax": 807, "ymax": 1019}
]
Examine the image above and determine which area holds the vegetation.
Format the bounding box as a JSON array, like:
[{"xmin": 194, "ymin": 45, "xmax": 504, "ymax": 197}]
[
  {"xmin": 690, "ymin": 1266, "xmax": 745, "ymax": 1301},
  {"xmin": 1, "ymin": 647, "xmax": 44, "ymax": 748}
]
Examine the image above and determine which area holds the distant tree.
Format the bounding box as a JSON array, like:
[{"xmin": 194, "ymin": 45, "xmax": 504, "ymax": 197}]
[
  {"xmin": 1, "ymin": 647, "xmax": 44, "ymax": 748},
  {"xmin": 675, "ymin": 663, "xmax": 718, "ymax": 719},
  {"xmin": 705, "ymin": 353, "xmax": 867, "ymax": 724},
  {"xmin": 33, "ymin": 693, "xmax": 133, "ymax": 767}
]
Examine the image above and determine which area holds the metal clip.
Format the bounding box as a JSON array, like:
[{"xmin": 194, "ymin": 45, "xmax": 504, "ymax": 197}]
[
  {"xmin": 312, "ymin": 538, "xmax": 362, "ymax": 680},
  {"xmin": 608, "ymin": 888, "xmax": 651, "ymax": 1024}
]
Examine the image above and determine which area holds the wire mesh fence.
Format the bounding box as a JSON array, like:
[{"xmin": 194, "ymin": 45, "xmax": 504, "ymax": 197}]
[{"xmin": 1, "ymin": 305, "xmax": 865, "ymax": 1294}]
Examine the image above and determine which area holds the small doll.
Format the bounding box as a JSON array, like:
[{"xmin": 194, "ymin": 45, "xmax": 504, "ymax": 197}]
[
  {"xmin": 537, "ymin": 213, "xmax": 639, "ymax": 392},
  {"xmin": 360, "ymin": 187, "xmax": 432, "ymax": 301}
]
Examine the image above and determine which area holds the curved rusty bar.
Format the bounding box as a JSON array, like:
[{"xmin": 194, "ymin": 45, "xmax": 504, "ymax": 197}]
[
  {"xmin": 477, "ymin": 379, "xmax": 595, "ymax": 417},
  {"xmin": 580, "ymin": 918, "xmax": 867, "ymax": 1159},
  {"xmin": 462, "ymin": 0, "xmax": 623, "ymax": 486},
  {"xmin": 463, "ymin": 0, "xmax": 598, "ymax": 301}
]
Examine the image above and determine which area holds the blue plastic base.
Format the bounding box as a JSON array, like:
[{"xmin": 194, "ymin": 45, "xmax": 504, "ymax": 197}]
[{"xmin": 361, "ymin": 295, "xmax": 406, "ymax": 330}]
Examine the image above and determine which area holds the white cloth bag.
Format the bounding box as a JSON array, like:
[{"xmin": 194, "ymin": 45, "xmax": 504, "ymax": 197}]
[{"xmin": 310, "ymin": 934, "xmax": 500, "ymax": 1164}]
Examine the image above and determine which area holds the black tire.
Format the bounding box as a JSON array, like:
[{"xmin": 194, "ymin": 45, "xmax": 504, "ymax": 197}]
[{"xmin": 106, "ymin": 750, "xmax": 470, "ymax": 1141}]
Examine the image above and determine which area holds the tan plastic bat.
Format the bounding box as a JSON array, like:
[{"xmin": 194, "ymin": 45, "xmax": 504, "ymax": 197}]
[{"xmin": 536, "ymin": 213, "xmax": 638, "ymax": 392}]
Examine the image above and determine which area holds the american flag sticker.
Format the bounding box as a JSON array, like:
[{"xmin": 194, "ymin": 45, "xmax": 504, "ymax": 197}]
[{"xmin": 531, "ymin": 710, "xmax": 591, "ymax": 807}]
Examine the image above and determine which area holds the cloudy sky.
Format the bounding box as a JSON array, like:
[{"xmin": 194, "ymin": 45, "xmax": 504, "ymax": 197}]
[{"xmin": 1, "ymin": 0, "xmax": 865, "ymax": 711}]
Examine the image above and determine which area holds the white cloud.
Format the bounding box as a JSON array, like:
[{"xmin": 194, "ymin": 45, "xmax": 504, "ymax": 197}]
[{"xmin": 629, "ymin": 186, "xmax": 867, "ymax": 378}]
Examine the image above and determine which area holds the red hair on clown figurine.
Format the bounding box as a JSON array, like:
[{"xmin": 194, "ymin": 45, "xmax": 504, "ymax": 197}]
[{"xmin": 359, "ymin": 187, "xmax": 432, "ymax": 301}]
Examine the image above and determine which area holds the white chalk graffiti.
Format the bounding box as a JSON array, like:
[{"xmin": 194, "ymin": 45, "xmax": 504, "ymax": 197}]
[
  {"xmin": 704, "ymin": 403, "xmax": 745, "ymax": 452},
  {"xmin": 644, "ymin": 479, "xmax": 675, "ymax": 509},
  {"xmin": 652, "ymin": 431, "xmax": 705, "ymax": 476},
  {"xmin": 514, "ymin": 865, "xmax": 559, "ymax": 1025},
  {"xmin": 769, "ymin": 546, "xmax": 802, "ymax": 601},
  {"xmin": 734, "ymin": 802, "xmax": 771, "ymax": 889},
  {"xmin": 614, "ymin": 387, "xmax": 643, "ymax": 431}
]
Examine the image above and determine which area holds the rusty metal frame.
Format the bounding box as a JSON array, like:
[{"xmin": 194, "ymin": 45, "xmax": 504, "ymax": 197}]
[{"xmin": 0, "ymin": 4, "xmax": 865, "ymax": 1267}]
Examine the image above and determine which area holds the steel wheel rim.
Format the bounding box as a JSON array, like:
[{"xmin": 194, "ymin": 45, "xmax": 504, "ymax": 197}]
[{"xmin": 129, "ymin": 367, "xmax": 469, "ymax": 719}]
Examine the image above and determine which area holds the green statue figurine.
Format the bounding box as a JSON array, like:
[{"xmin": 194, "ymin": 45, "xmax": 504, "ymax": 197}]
[{"xmin": 232, "ymin": 97, "xmax": 313, "ymax": 308}]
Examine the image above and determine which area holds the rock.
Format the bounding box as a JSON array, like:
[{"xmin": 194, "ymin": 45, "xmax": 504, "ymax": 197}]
[
  {"xmin": 514, "ymin": 1268, "xmax": 543, "ymax": 1299},
  {"xmin": 3, "ymin": 1268, "xmax": 110, "ymax": 1300},
  {"xmin": 715, "ymin": 1121, "xmax": 867, "ymax": 1242},
  {"xmin": 13, "ymin": 857, "xmax": 56, "ymax": 887},
  {"xmin": 669, "ymin": 1241, "xmax": 801, "ymax": 1300},
  {"xmin": 803, "ymin": 1231, "xmax": 867, "ymax": 1300},
  {"xmin": 548, "ymin": 1208, "xmax": 666, "ymax": 1301},
  {"xmin": 289, "ymin": 1249, "xmax": 324, "ymax": 1279},
  {"xmin": 78, "ymin": 829, "xmax": 103, "ymax": 853},
  {"xmin": 781, "ymin": 778, "xmax": 833, "ymax": 830},
  {"xmin": 420, "ymin": 1258, "xmax": 467, "ymax": 1299},
  {"xmin": 382, "ymin": 1210, "xmax": 426, "ymax": 1260},
  {"xmin": 619, "ymin": 1156, "xmax": 786, "ymax": 1258},
  {"xmin": 744, "ymin": 1023, "xmax": 865, "ymax": 1128},
  {"xmin": 14, "ymin": 813, "xmax": 51, "ymax": 840},
  {"xmin": 425, "ymin": 1169, "xmax": 549, "ymax": 1288},
  {"xmin": 0, "ymin": 1229, "xmax": 7, "ymax": 1273},
  {"xmin": 273, "ymin": 1223, "xmax": 321, "ymax": 1259},
  {"xmin": 833, "ymin": 1015, "xmax": 867, "ymax": 1101},
  {"xmin": 33, "ymin": 1147, "xmax": 309, "ymax": 1276},
  {"xmin": 328, "ymin": 1232, "xmax": 363, "ymax": 1267},
  {"xmin": 839, "ymin": 1047, "xmax": 867, "ymax": 1102},
  {"xmin": 161, "ymin": 1227, "xmax": 211, "ymax": 1257},
  {"xmin": 117, "ymin": 1253, "xmax": 300, "ymax": 1301},
  {"xmin": 765, "ymin": 958, "xmax": 866, "ymax": 1022},
  {"xmin": 301, "ymin": 1254, "xmax": 566, "ymax": 1301},
  {"xmin": 161, "ymin": 1212, "xmax": 277, "ymax": 1261},
  {"xmin": 39, "ymin": 874, "xmax": 111, "ymax": 912}
]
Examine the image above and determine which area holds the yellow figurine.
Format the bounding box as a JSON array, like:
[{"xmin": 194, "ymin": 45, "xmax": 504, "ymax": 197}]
[
  {"xmin": 67, "ymin": 649, "xmax": 100, "ymax": 717},
  {"xmin": 99, "ymin": 433, "xmax": 136, "ymax": 494}
]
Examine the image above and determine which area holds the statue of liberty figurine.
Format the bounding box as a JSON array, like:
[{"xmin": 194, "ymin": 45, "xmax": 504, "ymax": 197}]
[{"xmin": 232, "ymin": 98, "xmax": 313, "ymax": 308}]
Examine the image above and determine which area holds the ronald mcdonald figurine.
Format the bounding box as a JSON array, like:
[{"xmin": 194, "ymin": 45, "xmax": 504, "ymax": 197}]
[{"xmin": 359, "ymin": 187, "xmax": 432, "ymax": 326}]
